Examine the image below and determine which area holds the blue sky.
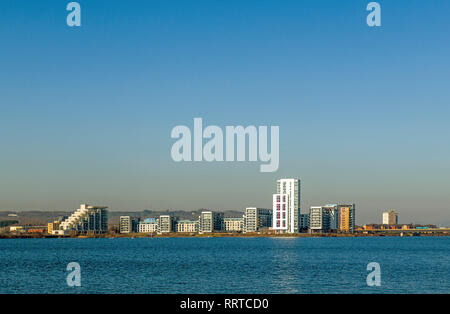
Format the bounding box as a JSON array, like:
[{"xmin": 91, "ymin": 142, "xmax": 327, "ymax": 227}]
[{"xmin": 1, "ymin": 0, "xmax": 449, "ymax": 224}]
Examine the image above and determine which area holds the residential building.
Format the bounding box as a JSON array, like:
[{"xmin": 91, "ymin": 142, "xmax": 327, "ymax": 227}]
[
  {"xmin": 338, "ymin": 204, "xmax": 356, "ymax": 233},
  {"xmin": 59, "ymin": 204, "xmax": 108, "ymax": 234},
  {"xmin": 272, "ymin": 179, "xmax": 301, "ymax": 233},
  {"xmin": 323, "ymin": 204, "xmax": 339, "ymax": 231},
  {"xmin": 119, "ymin": 216, "xmax": 140, "ymax": 234},
  {"xmin": 159, "ymin": 215, "xmax": 176, "ymax": 233},
  {"xmin": 199, "ymin": 211, "xmax": 224, "ymax": 233},
  {"xmin": 300, "ymin": 213, "xmax": 310, "ymax": 230},
  {"xmin": 224, "ymin": 218, "xmax": 244, "ymax": 232},
  {"xmin": 383, "ymin": 210, "xmax": 398, "ymax": 225},
  {"xmin": 138, "ymin": 218, "xmax": 159, "ymax": 233},
  {"xmin": 47, "ymin": 221, "xmax": 61, "ymax": 234},
  {"xmin": 177, "ymin": 220, "xmax": 199, "ymax": 233},
  {"xmin": 309, "ymin": 206, "xmax": 330, "ymax": 233},
  {"xmin": 243, "ymin": 207, "xmax": 272, "ymax": 233}
]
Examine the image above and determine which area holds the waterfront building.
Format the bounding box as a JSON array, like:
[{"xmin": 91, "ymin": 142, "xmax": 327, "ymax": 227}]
[
  {"xmin": 177, "ymin": 220, "xmax": 199, "ymax": 233},
  {"xmin": 59, "ymin": 204, "xmax": 108, "ymax": 234},
  {"xmin": 199, "ymin": 211, "xmax": 224, "ymax": 233},
  {"xmin": 338, "ymin": 204, "xmax": 356, "ymax": 233},
  {"xmin": 159, "ymin": 215, "xmax": 176, "ymax": 233},
  {"xmin": 300, "ymin": 213, "xmax": 310, "ymax": 231},
  {"xmin": 47, "ymin": 221, "xmax": 60, "ymax": 234},
  {"xmin": 323, "ymin": 204, "xmax": 339, "ymax": 231},
  {"xmin": 309, "ymin": 206, "xmax": 331, "ymax": 233},
  {"xmin": 138, "ymin": 218, "xmax": 159, "ymax": 233},
  {"xmin": 119, "ymin": 216, "xmax": 140, "ymax": 234},
  {"xmin": 243, "ymin": 207, "xmax": 272, "ymax": 233},
  {"xmin": 224, "ymin": 217, "xmax": 244, "ymax": 232},
  {"xmin": 272, "ymin": 179, "xmax": 301, "ymax": 233},
  {"xmin": 382, "ymin": 210, "xmax": 398, "ymax": 225}
]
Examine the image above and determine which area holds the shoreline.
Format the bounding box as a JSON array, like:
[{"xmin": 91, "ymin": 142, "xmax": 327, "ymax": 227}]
[{"xmin": 1, "ymin": 232, "xmax": 449, "ymax": 239}]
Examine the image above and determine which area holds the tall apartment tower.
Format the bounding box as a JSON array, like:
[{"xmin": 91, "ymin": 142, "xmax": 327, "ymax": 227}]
[
  {"xmin": 382, "ymin": 210, "xmax": 398, "ymax": 225},
  {"xmin": 338, "ymin": 204, "xmax": 356, "ymax": 233},
  {"xmin": 272, "ymin": 179, "xmax": 301, "ymax": 233}
]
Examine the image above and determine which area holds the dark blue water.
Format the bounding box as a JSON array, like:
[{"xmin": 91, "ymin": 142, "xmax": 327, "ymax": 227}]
[{"xmin": 0, "ymin": 237, "xmax": 448, "ymax": 293}]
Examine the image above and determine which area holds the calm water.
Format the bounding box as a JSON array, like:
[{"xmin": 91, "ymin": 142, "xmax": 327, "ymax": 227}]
[{"xmin": 0, "ymin": 237, "xmax": 449, "ymax": 294}]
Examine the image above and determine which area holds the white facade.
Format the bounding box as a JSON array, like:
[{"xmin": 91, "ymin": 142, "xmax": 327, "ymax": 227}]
[
  {"xmin": 383, "ymin": 210, "xmax": 398, "ymax": 225},
  {"xmin": 59, "ymin": 204, "xmax": 108, "ymax": 234},
  {"xmin": 272, "ymin": 179, "xmax": 301, "ymax": 233},
  {"xmin": 224, "ymin": 218, "xmax": 244, "ymax": 232},
  {"xmin": 119, "ymin": 216, "xmax": 131, "ymax": 234},
  {"xmin": 139, "ymin": 221, "xmax": 158, "ymax": 233},
  {"xmin": 177, "ymin": 220, "xmax": 198, "ymax": 233}
]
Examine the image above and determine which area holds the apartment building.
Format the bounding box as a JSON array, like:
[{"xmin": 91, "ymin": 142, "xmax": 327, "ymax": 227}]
[
  {"xmin": 243, "ymin": 207, "xmax": 272, "ymax": 233},
  {"xmin": 338, "ymin": 204, "xmax": 356, "ymax": 233},
  {"xmin": 224, "ymin": 218, "xmax": 244, "ymax": 232},
  {"xmin": 199, "ymin": 211, "xmax": 224, "ymax": 233},
  {"xmin": 273, "ymin": 179, "xmax": 301, "ymax": 233},
  {"xmin": 177, "ymin": 220, "xmax": 199, "ymax": 233}
]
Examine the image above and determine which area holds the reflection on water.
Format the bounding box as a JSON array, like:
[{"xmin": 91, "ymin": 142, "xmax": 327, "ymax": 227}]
[{"xmin": 269, "ymin": 238, "xmax": 301, "ymax": 293}]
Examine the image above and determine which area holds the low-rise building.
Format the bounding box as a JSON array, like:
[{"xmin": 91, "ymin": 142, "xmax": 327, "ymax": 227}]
[
  {"xmin": 177, "ymin": 220, "xmax": 199, "ymax": 233},
  {"xmin": 138, "ymin": 218, "xmax": 159, "ymax": 233},
  {"xmin": 224, "ymin": 218, "xmax": 244, "ymax": 232}
]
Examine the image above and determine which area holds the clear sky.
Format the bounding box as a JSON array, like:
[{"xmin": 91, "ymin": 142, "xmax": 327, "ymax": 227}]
[{"xmin": 1, "ymin": 0, "xmax": 449, "ymax": 225}]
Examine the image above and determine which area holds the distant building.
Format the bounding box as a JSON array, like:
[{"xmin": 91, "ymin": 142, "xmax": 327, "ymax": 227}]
[
  {"xmin": 323, "ymin": 204, "xmax": 339, "ymax": 231},
  {"xmin": 47, "ymin": 221, "xmax": 61, "ymax": 234},
  {"xmin": 176, "ymin": 220, "xmax": 198, "ymax": 233},
  {"xmin": 338, "ymin": 204, "xmax": 356, "ymax": 233},
  {"xmin": 309, "ymin": 206, "xmax": 330, "ymax": 233},
  {"xmin": 138, "ymin": 218, "xmax": 159, "ymax": 233},
  {"xmin": 224, "ymin": 218, "xmax": 244, "ymax": 232},
  {"xmin": 199, "ymin": 211, "xmax": 224, "ymax": 233},
  {"xmin": 243, "ymin": 207, "xmax": 272, "ymax": 233},
  {"xmin": 159, "ymin": 215, "xmax": 176, "ymax": 233},
  {"xmin": 300, "ymin": 213, "xmax": 310, "ymax": 230},
  {"xmin": 119, "ymin": 216, "xmax": 140, "ymax": 234},
  {"xmin": 273, "ymin": 179, "xmax": 301, "ymax": 233},
  {"xmin": 382, "ymin": 210, "xmax": 398, "ymax": 225},
  {"xmin": 59, "ymin": 204, "xmax": 108, "ymax": 234}
]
